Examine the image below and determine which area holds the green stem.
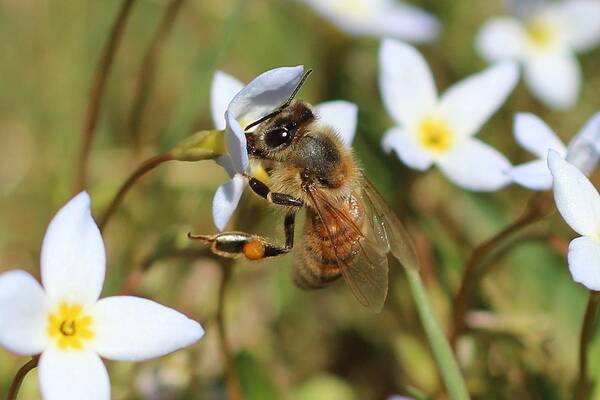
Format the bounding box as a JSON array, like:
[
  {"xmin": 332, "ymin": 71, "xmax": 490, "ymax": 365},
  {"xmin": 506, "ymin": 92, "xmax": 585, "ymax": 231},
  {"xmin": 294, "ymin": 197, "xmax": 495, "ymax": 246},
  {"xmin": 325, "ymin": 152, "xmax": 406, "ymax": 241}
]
[
  {"xmin": 575, "ymin": 291, "xmax": 600, "ymax": 400},
  {"xmin": 405, "ymin": 268, "xmax": 470, "ymax": 400}
]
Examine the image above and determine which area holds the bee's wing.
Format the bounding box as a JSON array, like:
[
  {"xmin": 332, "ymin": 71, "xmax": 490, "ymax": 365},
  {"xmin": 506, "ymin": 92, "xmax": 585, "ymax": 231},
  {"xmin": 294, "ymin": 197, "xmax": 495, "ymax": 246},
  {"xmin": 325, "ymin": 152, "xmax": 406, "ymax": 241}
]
[
  {"xmin": 307, "ymin": 187, "xmax": 389, "ymax": 312},
  {"xmin": 360, "ymin": 176, "xmax": 420, "ymax": 271}
]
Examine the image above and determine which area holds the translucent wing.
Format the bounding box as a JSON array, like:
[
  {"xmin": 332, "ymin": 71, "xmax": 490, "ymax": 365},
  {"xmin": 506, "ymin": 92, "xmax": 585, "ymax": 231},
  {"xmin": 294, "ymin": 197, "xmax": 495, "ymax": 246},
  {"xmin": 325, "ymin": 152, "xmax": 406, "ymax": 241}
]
[
  {"xmin": 360, "ymin": 175, "xmax": 420, "ymax": 271},
  {"xmin": 306, "ymin": 187, "xmax": 389, "ymax": 312}
]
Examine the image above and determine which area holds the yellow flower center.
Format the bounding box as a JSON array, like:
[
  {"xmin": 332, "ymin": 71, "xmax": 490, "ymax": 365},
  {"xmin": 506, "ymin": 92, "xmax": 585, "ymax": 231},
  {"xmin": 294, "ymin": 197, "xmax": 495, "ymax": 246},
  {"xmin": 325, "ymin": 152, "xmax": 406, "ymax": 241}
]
[
  {"xmin": 333, "ymin": 0, "xmax": 368, "ymax": 18},
  {"xmin": 47, "ymin": 303, "xmax": 94, "ymax": 350},
  {"xmin": 525, "ymin": 18, "xmax": 557, "ymax": 50},
  {"xmin": 418, "ymin": 118, "xmax": 454, "ymax": 153}
]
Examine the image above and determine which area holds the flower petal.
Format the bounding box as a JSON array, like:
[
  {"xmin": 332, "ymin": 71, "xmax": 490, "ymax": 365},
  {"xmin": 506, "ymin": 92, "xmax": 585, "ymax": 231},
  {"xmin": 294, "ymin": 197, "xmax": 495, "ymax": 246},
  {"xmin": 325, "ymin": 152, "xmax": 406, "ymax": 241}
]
[
  {"xmin": 548, "ymin": 150, "xmax": 600, "ymax": 236},
  {"xmin": 368, "ymin": 3, "xmax": 440, "ymax": 43},
  {"xmin": 560, "ymin": 0, "xmax": 600, "ymax": 52},
  {"xmin": 382, "ymin": 127, "xmax": 433, "ymax": 171},
  {"xmin": 476, "ymin": 17, "xmax": 526, "ymax": 61},
  {"xmin": 568, "ymin": 236, "xmax": 600, "ymax": 290},
  {"xmin": 0, "ymin": 270, "xmax": 48, "ymax": 355},
  {"xmin": 41, "ymin": 192, "xmax": 105, "ymax": 306},
  {"xmin": 524, "ymin": 52, "xmax": 581, "ymax": 110},
  {"xmin": 514, "ymin": 112, "xmax": 566, "ymax": 158},
  {"xmin": 439, "ymin": 62, "xmax": 519, "ymax": 137},
  {"xmin": 225, "ymin": 111, "xmax": 249, "ymax": 174},
  {"xmin": 437, "ymin": 138, "xmax": 512, "ymax": 191},
  {"xmin": 210, "ymin": 71, "xmax": 244, "ymax": 130},
  {"xmin": 91, "ymin": 296, "xmax": 204, "ymax": 361},
  {"xmin": 379, "ymin": 39, "xmax": 437, "ymax": 127},
  {"xmin": 566, "ymin": 112, "xmax": 600, "ymax": 176},
  {"xmin": 506, "ymin": 159, "xmax": 553, "ymax": 191},
  {"xmin": 300, "ymin": 0, "xmax": 439, "ymax": 42},
  {"xmin": 39, "ymin": 348, "xmax": 110, "ymax": 400},
  {"xmin": 314, "ymin": 100, "xmax": 358, "ymax": 146},
  {"xmin": 212, "ymin": 175, "xmax": 246, "ymax": 232},
  {"xmin": 228, "ymin": 66, "xmax": 304, "ymax": 122}
]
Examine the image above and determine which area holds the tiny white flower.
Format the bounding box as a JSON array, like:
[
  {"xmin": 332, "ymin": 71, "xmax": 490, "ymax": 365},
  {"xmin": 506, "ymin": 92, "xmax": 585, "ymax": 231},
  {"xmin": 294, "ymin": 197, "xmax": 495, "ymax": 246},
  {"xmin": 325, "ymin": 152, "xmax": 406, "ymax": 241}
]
[
  {"xmin": 476, "ymin": 0, "xmax": 600, "ymax": 109},
  {"xmin": 0, "ymin": 193, "xmax": 204, "ymax": 400},
  {"xmin": 548, "ymin": 150, "xmax": 600, "ymax": 290},
  {"xmin": 507, "ymin": 112, "xmax": 600, "ymax": 190},
  {"xmin": 379, "ymin": 39, "xmax": 519, "ymax": 192},
  {"xmin": 299, "ymin": 0, "xmax": 440, "ymax": 42},
  {"xmin": 210, "ymin": 68, "xmax": 358, "ymax": 231}
]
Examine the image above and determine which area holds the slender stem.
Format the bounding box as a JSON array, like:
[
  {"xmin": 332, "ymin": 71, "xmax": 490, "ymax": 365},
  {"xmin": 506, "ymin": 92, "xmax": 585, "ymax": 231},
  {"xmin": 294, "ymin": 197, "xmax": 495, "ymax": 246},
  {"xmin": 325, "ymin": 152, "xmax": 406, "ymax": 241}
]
[
  {"xmin": 405, "ymin": 268, "xmax": 470, "ymax": 400},
  {"xmin": 216, "ymin": 262, "xmax": 242, "ymax": 400},
  {"xmin": 129, "ymin": 0, "xmax": 186, "ymax": 148},
  {"xmin": 74, "ymin": 0, "xmax": 137, "ymax": 192},
  {"xmin": 449, "ymin": 194, "xmax": 553, "ymax": 347},
  {"xmin": 6, "ymin": 356, "xmax": 39, "ymax": 400},
  {"xmin": 576, "ymin": 291, "xmax": 600, "ymax": 400},
  {"xmin": 98, "ymin": 153, "xmax": 173, "ymax": 231}
]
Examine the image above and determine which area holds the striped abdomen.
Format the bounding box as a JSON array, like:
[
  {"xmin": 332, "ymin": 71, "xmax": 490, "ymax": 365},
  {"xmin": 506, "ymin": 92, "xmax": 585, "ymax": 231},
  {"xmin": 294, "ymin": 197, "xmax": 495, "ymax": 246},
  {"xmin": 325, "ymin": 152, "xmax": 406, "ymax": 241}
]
[{"xmin": 293, "ymin": 196, "xmax": 363, "ymax": 289}]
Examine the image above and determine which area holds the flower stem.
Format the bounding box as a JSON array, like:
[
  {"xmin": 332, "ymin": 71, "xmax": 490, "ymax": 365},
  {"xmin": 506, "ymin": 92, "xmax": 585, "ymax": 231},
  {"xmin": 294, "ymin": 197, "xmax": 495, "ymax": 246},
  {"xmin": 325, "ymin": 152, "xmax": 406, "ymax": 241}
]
[
  {"xmin": 576, "ymin": 291, "xmax": 600, "ymax": 400},
  {"xmin": 216, "ymin": 262, "xmax": 241, "ymax": 400},
  {"xmin": 405, "ymin": 268, "xmax": 470, "ymax": 400},
  {"xmin": 98, "ymin": 153, "xmax": 173, "ymax": 231},
  {"xmin": 6, "ymin": 356, "xmax": 39, "ymax": 400},
  {"xmin": 449, "ymin": 194, "xmax": 553, "ymax": 347},
  {"xmin": 74, "ymin": 0, "xmax": 137, "ymax": 192}
]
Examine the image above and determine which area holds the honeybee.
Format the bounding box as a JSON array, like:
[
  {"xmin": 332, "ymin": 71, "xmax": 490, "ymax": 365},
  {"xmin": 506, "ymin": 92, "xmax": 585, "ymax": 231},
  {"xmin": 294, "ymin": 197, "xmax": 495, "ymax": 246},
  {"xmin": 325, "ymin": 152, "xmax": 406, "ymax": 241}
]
[{"xmin": 190, "ymin": 70, "xmax": 418, "ymax": 311}]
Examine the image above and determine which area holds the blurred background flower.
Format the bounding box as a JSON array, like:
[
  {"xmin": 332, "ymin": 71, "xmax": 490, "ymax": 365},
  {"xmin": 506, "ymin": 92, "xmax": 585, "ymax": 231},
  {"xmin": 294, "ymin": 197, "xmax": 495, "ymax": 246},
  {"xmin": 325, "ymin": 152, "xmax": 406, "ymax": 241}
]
[
  {"xmin": 476, "ymin": 0, "xmax": 600, "ymax": 109},
  {"xmin": 507, "ymin": 112, "xmax": 600, "ymax": 190},
  {"xmin": 380, "ymin": 39, "xmax": 518, "ymax": 191}
]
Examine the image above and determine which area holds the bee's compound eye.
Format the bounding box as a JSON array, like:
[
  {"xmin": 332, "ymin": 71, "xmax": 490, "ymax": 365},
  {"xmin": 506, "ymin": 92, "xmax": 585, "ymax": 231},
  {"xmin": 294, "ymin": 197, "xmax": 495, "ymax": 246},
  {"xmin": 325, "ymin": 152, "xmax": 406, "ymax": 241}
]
[{"xmin": 264, "ymin": 127, "xmax": 292, "ymax": 148}]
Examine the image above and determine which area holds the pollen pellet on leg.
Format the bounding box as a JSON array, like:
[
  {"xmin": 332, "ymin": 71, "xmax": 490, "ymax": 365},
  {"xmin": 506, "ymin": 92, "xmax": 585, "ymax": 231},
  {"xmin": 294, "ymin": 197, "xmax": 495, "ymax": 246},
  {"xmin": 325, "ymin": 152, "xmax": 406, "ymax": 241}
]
[{"xmin": 243, "ymin": 239, "xmax": 265, "ymax": 260}]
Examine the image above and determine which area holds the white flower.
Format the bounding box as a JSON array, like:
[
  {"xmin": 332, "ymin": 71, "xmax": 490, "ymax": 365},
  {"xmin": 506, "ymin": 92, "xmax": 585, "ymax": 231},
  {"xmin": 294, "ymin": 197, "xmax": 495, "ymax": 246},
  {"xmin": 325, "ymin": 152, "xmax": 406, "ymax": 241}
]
[
  {"xmin": 210, "ymin": 68, "xmax": 358, "ymax": 231},
  {"xmin": 476, "ymin": 0, "xmax": 600, "ymax": 109},
  {"xmin": 379, "ymin": 39, "xmax": 518, "ymax": 192},
  {"xmin": 548, "ymin": 150, "xmax": 600, "ymax": 290},
  {"xmin": 0, "ymin": 193, "xmax": 204, "ymax": 400},
  {"xmin": 507, "ymin": 112, "xmax": 600, "ymax": 190},
  {"xmin": 299, "ymin": 0, "xmax": 440, "ymax": 42}
]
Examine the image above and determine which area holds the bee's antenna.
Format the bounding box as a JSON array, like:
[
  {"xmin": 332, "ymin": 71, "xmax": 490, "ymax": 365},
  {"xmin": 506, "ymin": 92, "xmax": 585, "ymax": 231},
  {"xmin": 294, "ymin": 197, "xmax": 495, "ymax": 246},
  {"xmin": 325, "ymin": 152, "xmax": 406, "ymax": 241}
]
[{"xmin": 244, "ymin": 68, "xmax": 313, "ymax": 131}]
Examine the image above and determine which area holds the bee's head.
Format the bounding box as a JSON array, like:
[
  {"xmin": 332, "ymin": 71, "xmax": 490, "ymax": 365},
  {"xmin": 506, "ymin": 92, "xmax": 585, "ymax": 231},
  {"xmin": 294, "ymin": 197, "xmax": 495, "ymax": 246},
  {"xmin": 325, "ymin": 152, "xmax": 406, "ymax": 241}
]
[{"xmin": 248, "ymin": 100, "xmax": 315, "ymax": 161}]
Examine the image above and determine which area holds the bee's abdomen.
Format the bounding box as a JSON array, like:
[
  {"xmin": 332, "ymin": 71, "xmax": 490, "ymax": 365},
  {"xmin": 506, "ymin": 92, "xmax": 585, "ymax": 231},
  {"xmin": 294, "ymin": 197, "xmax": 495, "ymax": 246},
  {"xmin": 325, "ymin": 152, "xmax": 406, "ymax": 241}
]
[{"xmin": 293, "ymin": 198, "xmax": 363, "ymax": 289}]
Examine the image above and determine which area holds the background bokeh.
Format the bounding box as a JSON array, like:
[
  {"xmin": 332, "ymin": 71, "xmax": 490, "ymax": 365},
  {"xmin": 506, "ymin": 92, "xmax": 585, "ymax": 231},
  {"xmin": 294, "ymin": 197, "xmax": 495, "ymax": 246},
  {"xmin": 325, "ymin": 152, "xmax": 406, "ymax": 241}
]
[{"xmin": 1, "ymin": 0, "xmax": 600, "ymax": 399}]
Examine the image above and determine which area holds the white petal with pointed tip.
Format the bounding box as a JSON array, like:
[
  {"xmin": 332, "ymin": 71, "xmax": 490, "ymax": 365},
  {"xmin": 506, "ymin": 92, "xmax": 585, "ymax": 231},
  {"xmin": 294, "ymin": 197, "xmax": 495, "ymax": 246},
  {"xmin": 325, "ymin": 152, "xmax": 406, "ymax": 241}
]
[
  {"xmin": 514, "ymin": 113, "xmax": 566, "ymax": 158},
  {"xmin": 314, "ymin": 100, "xmax": 358, "ymax": 146},
  {"xmin": 91, "ymin": 296, "xmax": 204, "ymax": 361},
  {"xmin": 560, "ymin": 0, "xmax": 600, "ymax": 52},
  {"xmin": 41, "ymin": 192, "xmax": 105, "ymax": 307},
  {"xmin": 39, "ymin": 348, "xmax": 110, "ymax": 400},
  {"xmin": 437, "ymin": 138, "xmax": 512, "ymax": 191},
  {"xmin": 379, "ymin": 39, "xmax": 437, "ymax": 127},
  {"xmin": 228, "ymin": 66, "xmax": 304, "ymax": 121},
  {"xmin": 382, "ymin": 128, "xmax": 433, "ymax": 171},
  {"xmin": 548, "ymin": 150, "xmax": 600, "ymax": 236},
  {"xmin": 225, "ymin": 111, "xmax": 249, "ymax": 174},
  {"xmin": 212, "ymin": 175, "xmax": 246, "ymax": 232},
  {"xmin": 211, "ymin": 71, "xmax": 244, "ymax": 130},
  {"xmin": 524, "ymin": 53, "xmax": 580, "ymax": 110},
  {"xmin": 507, "ymin": 159, "xmax": 553, "ymax": 190},
  {"xmin": 566, "ymin": 112, "xmax": 600, "ymax": 176},
  {"xmin": 476, "ymin": 17, "xmax": 526, "ymax": 62},
  {"xmin": 568, "ymin": 236, "xmax": 600, "ymax": 290},
  {"xmin": 0, "ymin": 270, "xmax": 48, "ymax": 355},
  {"xmin": 439, "ymin": 62, "xmax": 519, "ymax": 137}
]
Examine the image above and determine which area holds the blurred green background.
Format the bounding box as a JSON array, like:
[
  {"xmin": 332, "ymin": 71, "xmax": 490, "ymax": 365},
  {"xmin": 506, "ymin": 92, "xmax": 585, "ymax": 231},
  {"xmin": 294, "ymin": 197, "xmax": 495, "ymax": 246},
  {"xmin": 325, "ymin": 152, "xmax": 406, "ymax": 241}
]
[{"xmin": 1, "ymin": 0, "xmax": 600, "ymax": 399}]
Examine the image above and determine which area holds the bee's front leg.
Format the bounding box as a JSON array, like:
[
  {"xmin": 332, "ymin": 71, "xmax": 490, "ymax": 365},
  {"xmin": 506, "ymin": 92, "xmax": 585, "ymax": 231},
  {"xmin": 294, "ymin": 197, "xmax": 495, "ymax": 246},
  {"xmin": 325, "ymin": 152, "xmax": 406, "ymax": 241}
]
[
  {"xmin": 189, "ymin": 213, "xmax": 296, "ymax": 260},
  {"xmin": 246, "ymin": 176, "xmax": 303, "ymax": 207}
]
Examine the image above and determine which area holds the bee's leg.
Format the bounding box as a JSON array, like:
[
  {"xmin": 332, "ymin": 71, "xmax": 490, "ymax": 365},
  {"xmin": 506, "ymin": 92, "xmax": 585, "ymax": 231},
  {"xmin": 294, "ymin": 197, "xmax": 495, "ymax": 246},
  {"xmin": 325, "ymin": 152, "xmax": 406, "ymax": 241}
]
[
  {"xmin": 247, "ymin": 177, "xmax": 303, "ymax": 207},
  {"xmin": 189, "ymin": 213, "xmax": 296, "ymax": 260}
]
